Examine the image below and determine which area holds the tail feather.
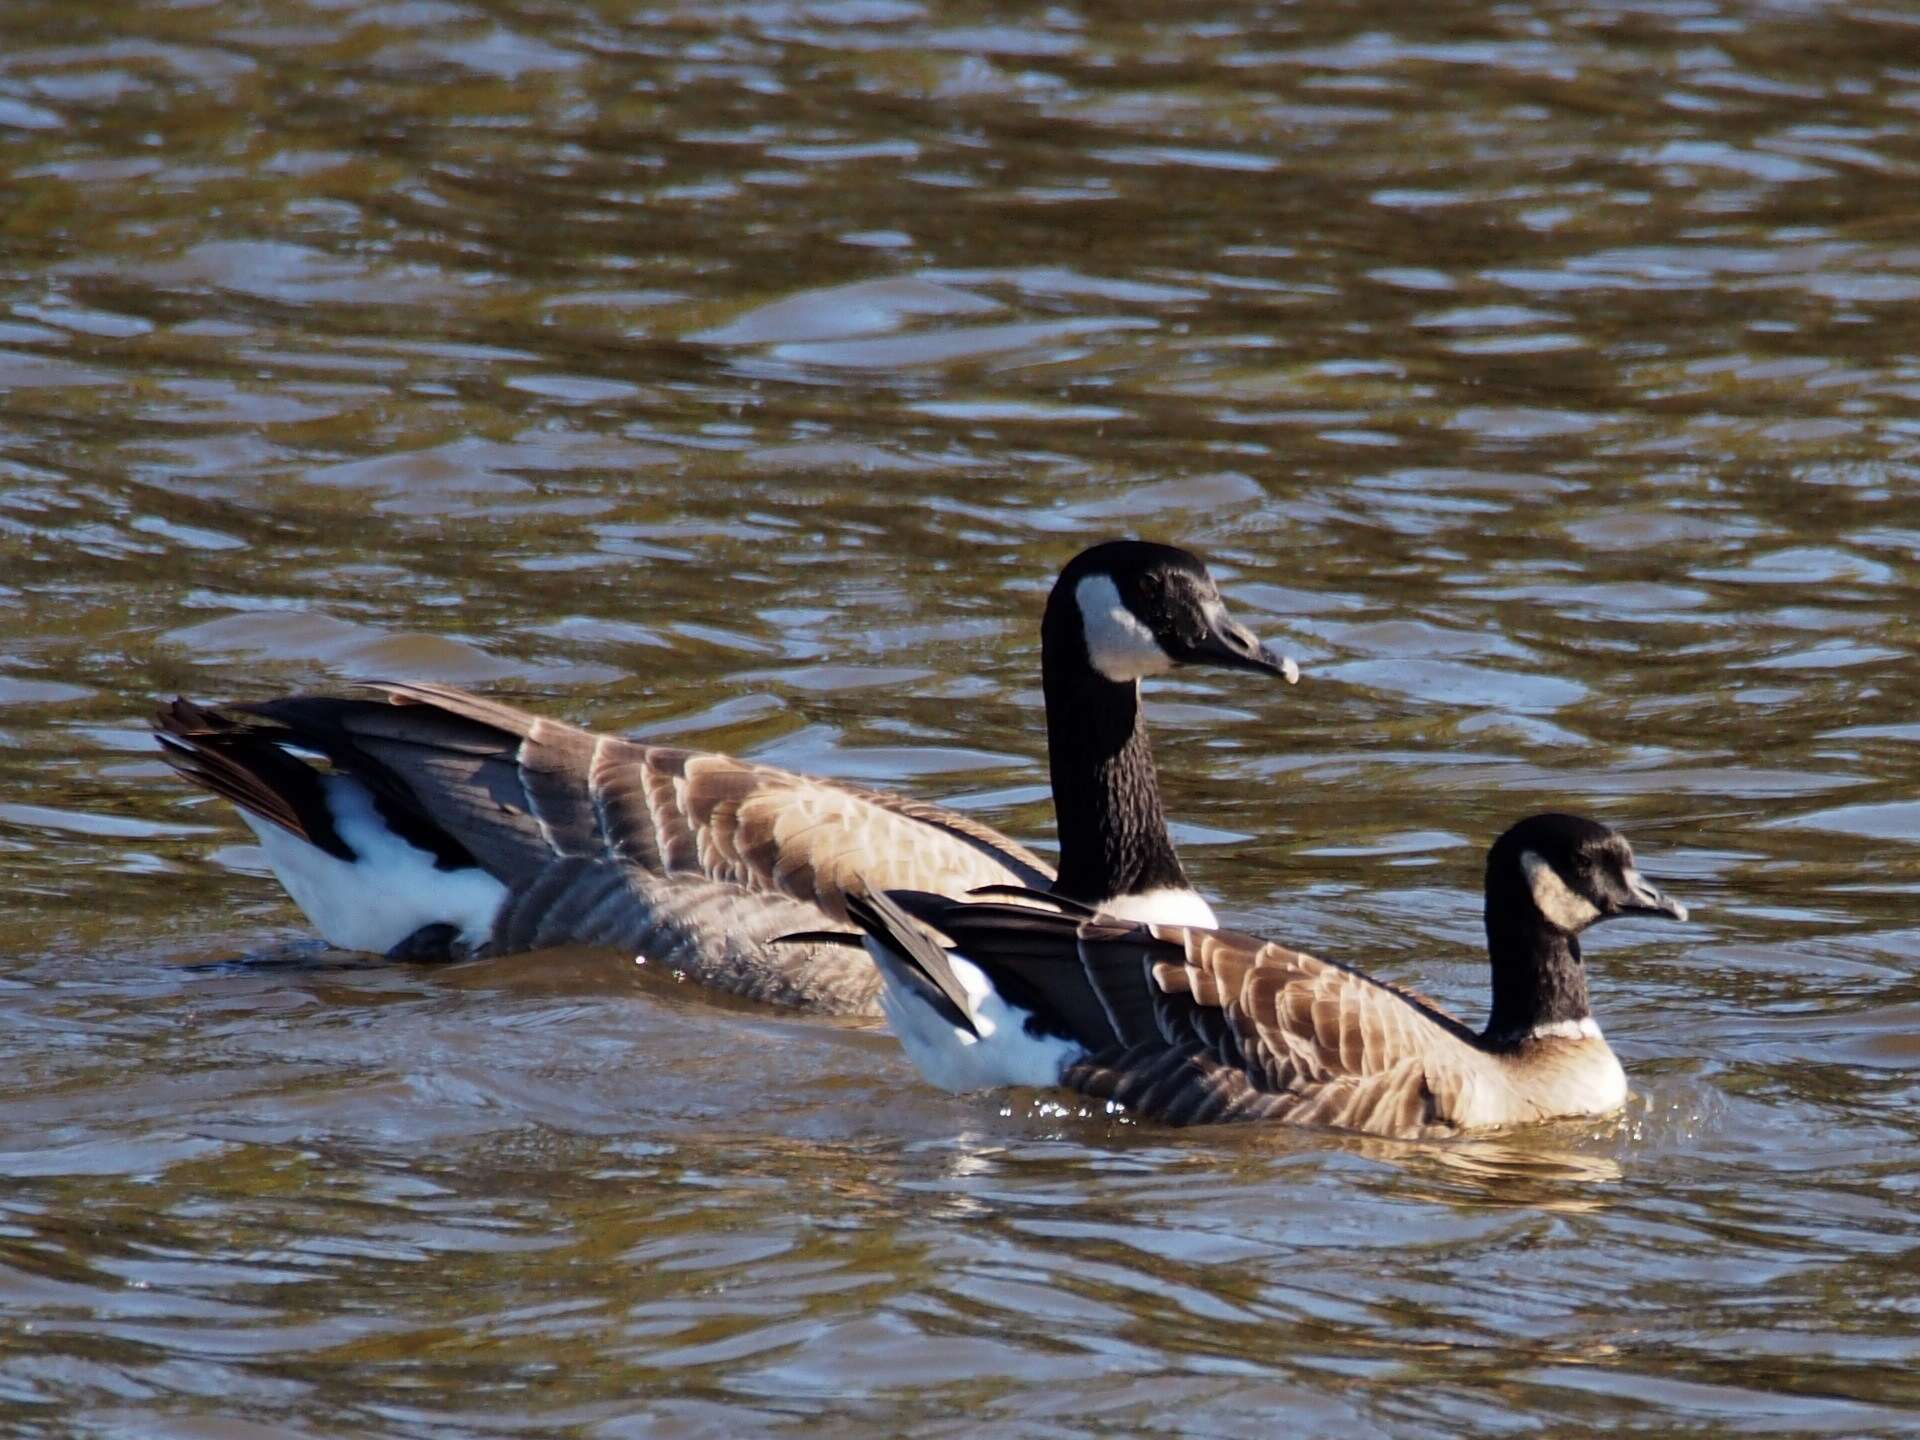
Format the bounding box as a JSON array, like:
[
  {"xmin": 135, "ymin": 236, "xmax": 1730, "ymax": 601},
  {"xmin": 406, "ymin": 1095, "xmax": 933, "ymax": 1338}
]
[
  {"xmin": 230, "ymin": 689, "xmax": 550, "ymax": 877},
  {"xmin": 245, "ymin": 688, "xmax": 524, "ymax": 759},
  {"xmin": 153, "ymin": 698, "xmax": 351, "ymax": 860},
  {"xmin": 863, "ymin": 890, "xmax": 1151, "ymax": 1055},
  {"xmin": 373, "ymin": 680, "xmax": 545, "ymax": 742},
  {"xmin": 154, "ymin": 694, "xmax": 508, "ymax": 955},
  {"xmin": 845, "ymin": 889, "xmax": 978, "ymax": 1035},
  {"xmin": 851, "ymin": 888, "xmax": 1090, "ymax": 1093},
  {"xmin": 164, "ymin": 694, "xmax": 488, "ymax": 872}
]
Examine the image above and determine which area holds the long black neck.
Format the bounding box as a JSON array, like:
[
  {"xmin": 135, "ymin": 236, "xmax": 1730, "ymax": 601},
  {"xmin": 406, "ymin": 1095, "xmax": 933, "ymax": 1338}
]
[
  {"xmin": 1480, "ymin": 879, "xmax": 1593, "ymax": 1047},
  {"xmin": 1041, "ymin": 599, "xmax": 1188, "ymax": 905}
]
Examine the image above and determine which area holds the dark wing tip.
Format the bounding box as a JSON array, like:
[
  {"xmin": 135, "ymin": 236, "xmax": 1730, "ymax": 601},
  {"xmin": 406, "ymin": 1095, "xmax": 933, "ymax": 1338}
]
[
  {"xmin": 148, "ymin": 695, "xmax": 358, "ymax": 860},
  {"xmin": 845, "ymin": 889, "xmax": 980, "ymax": 1036}
]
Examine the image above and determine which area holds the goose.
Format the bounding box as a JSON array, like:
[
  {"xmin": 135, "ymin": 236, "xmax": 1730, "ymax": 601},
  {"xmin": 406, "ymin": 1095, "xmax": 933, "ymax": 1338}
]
[
  {"xmin": 841, "ymin": 813, "xmax": 1688, "ymax": 1134},
  {"xmin": 153, "ymin": 541, "xmax": 1298, "ymax": 1016}
]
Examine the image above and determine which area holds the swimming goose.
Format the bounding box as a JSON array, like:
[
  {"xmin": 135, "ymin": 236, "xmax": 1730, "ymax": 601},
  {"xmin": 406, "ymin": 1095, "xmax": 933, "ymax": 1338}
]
[
  {"xmin": 843, "ymin": 814, "xmax": 1688, "ymax": 1134},
  {"xmin": 154, "ymin": 541, "xmax": 1297, "ymax": 1015}
]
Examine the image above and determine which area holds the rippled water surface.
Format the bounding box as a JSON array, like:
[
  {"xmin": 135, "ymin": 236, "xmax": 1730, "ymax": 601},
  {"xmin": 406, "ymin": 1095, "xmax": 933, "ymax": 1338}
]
[{"xmin": 5, "ymin": 0, "xmax": 1920, "ymax": 1434}]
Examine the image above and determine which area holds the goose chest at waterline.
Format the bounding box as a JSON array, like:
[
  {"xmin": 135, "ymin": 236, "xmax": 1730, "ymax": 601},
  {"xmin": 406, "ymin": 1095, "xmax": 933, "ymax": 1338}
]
[{"xmin": 155, "ymin": 540, "xmax": 1299, "ymax": 1016}]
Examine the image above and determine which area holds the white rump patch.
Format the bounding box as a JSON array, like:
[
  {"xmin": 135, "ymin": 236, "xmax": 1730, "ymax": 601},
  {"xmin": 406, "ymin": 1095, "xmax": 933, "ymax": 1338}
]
[
  {"xmin": 1075, "ymin": 573, "xmax": 1172, "ymax": 683},
  {"xmin": 238, "ymin": 775, "xmax": 506, "ymax": 955},
  {"xmin": 1520, "ymin": 849, "xmax": 1601, "ymax": 932},
  {"xmin": 869, "ymin": 942, "xmax": 1083, "ymax": 1094},
  {"xmin": 1096, "ymin": 886, "xmax": 1218, "ymax": 929}
]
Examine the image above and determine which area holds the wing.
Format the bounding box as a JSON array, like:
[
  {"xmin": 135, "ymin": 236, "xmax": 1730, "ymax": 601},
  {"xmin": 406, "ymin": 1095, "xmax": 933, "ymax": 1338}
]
[
  {"xmin": 881, "ymin": 891, "xmax": 1130, "ymax": 1050},
  {"xmin": 1062, "ymin": 925, "xmax": 1497, "ymax": 1137},
  {"xmin": 232, "ymin": 681, "xmax": 1056, "ymax": 922}
]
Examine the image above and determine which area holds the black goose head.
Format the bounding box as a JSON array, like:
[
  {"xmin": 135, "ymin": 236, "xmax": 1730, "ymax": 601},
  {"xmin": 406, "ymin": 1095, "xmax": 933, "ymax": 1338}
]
[
  {"xmin": 1487, "ymin": 812, "xmax": 1688, "ymax": 936},
  {"xmin": 1044, "ymin": 540, "xmax": 1300, "ymax": 686}
]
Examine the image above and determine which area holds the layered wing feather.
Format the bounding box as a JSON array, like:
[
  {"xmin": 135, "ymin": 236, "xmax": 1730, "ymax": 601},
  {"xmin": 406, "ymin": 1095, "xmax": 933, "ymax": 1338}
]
[
  {"xmin": 1066, "ymin": 925, "xmax": 1491, "ymax": 1135},
  {"xmin": 159, "ymin": 684, "xmax": 1054, "ymax": 1013},
  {"xmin": 364, "ymin": 682, "xmax": 1054, "ymax": 915},
  {"xmin": 888, "ymin": 895, "xmax": 1512, "ymax": 1136}
]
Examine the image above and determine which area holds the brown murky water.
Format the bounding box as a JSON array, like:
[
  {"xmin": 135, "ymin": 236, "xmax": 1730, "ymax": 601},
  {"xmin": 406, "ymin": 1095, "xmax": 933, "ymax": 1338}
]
[{"xmin": 4, "ymin": 0, "xmax": 1920, "ymax": 1434}]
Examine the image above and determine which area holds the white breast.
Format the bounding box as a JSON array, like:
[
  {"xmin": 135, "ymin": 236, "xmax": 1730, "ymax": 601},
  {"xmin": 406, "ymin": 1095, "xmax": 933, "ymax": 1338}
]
[{"xmin": 1463, "ymin": 1033, "xmax": 1628, "ymax": 1128}]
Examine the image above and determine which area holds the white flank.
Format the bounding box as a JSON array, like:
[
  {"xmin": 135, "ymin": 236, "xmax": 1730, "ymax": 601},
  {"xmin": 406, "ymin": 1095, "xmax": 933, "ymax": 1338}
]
[
  {"xmin": 1520, "ymin": 849, "xmax": 1601, "ymax": 932},
  {"xmin": 1075, "ymin": 573, "xmax": 1172, "ymax": 683},
  {"xmin": 237, "ymin": 775, "xmax": 507, "ymax": 955},
  {"xmin": 868, "ymin": 940, "xmax": 1082, "ymax": 1094},
  {"xmin": 1095, "ymin": 886, "xmax": 1218, "ymax": 929}
]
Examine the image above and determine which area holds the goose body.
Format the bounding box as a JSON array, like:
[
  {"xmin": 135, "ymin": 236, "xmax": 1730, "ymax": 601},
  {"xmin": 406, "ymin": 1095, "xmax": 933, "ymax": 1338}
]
[
  {"xmin": 847, "ymin": 814, "xmax": 1688, "ymax": 1134},
  {"xmin": 155, "ymin": 542, "xmax": 1296, "ymax": 1015}
]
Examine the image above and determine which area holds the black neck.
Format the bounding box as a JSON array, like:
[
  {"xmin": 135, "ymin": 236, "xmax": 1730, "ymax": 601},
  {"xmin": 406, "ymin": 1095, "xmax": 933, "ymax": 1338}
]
[
  {"xmin": 1041, "ymin": 601, "xmax": 1188, "ymax": 905},
  {"xmin": 1480, "ymin": 890, "xmax": 1593, "ymax": 1047}
]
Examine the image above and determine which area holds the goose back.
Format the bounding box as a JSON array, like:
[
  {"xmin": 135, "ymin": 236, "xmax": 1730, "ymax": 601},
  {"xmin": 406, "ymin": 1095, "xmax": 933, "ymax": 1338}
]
[
  {"xmin": 158, "ymin": 683, "xmax": 1055, "ymax": 1014},
  {"xmin": 284, "ymin": 682, "xmax": 1053, "ymax": 902}
]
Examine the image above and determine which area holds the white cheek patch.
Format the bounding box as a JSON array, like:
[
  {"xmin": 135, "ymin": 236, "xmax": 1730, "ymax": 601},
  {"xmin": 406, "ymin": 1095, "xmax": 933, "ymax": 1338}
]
[
  {"xmin": 1075, "ymin": 573, "xmax": 1173, "ymax": 683},
  {"xmin": 1520, "ymin": 849, "xmax": 1601, "ymax": 932}
]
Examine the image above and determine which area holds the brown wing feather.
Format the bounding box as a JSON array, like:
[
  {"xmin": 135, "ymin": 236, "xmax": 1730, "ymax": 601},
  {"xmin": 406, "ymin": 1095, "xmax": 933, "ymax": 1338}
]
[
  {"xmin": 369, "ymin": 684, "xmax": 1056, "ymax": 911},
  {"xmin": 167, "ymin": 685, "xmax": 1056, "ymax": 1007},
  {"xmin": 1070, "ymin": 925, "xmax": 1498, "ymax": 1138}
]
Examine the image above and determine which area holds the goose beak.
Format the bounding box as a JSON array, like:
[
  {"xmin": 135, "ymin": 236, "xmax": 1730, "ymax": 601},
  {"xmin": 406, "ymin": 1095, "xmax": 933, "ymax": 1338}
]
[
  {"xmin": 1186, "ymin": 607, "xmax": 1300, "ymax": 683},
  {"xmin": 1622, "ymin": 869, "xmax": 1688, "ymax": 923}
]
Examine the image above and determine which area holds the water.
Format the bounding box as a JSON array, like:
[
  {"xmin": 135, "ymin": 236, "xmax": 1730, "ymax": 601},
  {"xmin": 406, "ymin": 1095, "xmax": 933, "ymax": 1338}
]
[{"xmin": 4, "ymin": 0, "xmax": 1920, "ymax": 1433}]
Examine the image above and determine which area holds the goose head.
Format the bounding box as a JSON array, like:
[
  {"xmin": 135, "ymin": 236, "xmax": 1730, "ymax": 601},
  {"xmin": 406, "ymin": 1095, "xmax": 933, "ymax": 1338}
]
[
  {"xmin": 1048, "ymin": 540, "xmax": 1300, "ymax": 686},
  {"xmin": 1488, "ymin": 812, "xmax": 1688, "ymax": 936}
]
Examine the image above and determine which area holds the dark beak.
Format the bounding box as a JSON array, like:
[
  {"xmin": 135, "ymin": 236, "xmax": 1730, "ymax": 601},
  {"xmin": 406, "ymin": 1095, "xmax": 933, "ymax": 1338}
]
[
  {"xmin": 1622, "ymin": 869, "xmax": 1688, "ymax": 923},
  {"xmin": 1182, "ymin": 606, "xmax": 1300, "ymax": 683}
]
